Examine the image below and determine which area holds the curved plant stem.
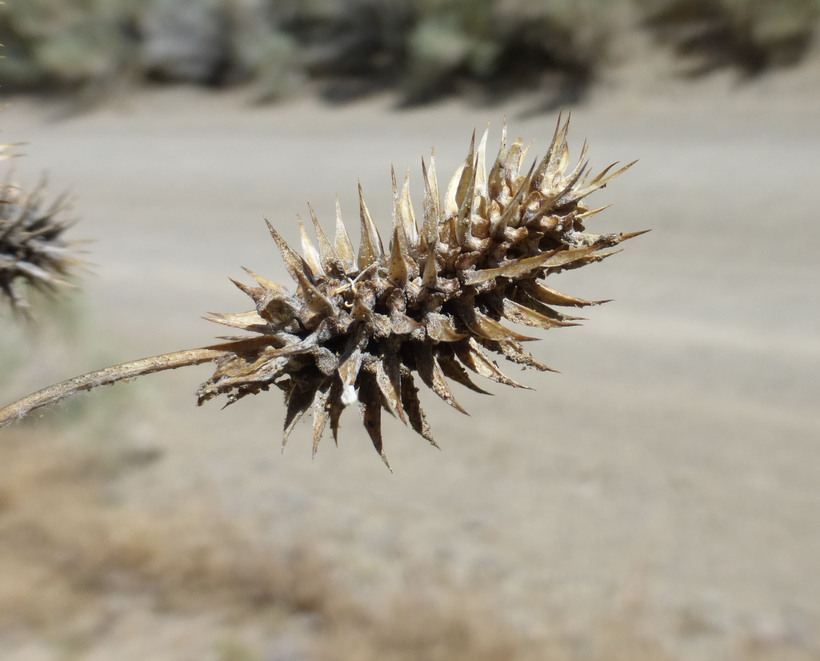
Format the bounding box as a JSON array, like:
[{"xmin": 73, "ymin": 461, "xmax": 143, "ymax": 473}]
[{"xmin": 0, "ymin": 347, "xmax": 227, "ymax": 429}]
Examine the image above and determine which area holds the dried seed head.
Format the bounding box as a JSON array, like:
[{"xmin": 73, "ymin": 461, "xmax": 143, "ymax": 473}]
[
  {"xmin": 0, "ymin": 178, "xmax": 80, "ymax": 317},
  {"xmin": 198, "ymin": 117, "xmax": 645, "ymax": 466}
]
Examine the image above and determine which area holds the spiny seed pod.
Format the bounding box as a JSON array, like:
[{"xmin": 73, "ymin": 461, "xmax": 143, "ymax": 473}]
[
  {"xmin": 197, "ymin": 116, "xmax": 642, "ymax": 466},
  {"xmin": 0, "ymin": 179, "xmax": 79, "ymax": 316},
  {"xmin": 0, "ymin": 118, "xmax": 645, "ymax": 467}
]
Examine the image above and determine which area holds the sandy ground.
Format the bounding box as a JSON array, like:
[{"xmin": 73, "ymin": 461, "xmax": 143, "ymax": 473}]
[{"xmin": 2, "ymin": 55, "xmax": 820, "ymax": 659}]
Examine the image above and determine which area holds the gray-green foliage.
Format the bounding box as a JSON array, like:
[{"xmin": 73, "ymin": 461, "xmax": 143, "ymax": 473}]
[
  {"xmin": 0, "ymin": 0, "xmax": 818, "ymax": 100},
  {"xmin": 0, "ymin": 0, "xmax": 140, "ymax": 90},
  {"xmin": 230, "ymin": 5, "xmax": 304, "ymax": 102},
  {"xmin": 403, "ymin": 0, "xmax": 498, "ymax": 101},
  {"xmin": 644, "ymin": 0, "xmax": 820, "ymax": 73}
]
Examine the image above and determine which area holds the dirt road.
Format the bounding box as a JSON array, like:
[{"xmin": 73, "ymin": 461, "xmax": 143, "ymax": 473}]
[{"xmin": 2, "ymin": 60, "xmax": 819, "ymax": 658}]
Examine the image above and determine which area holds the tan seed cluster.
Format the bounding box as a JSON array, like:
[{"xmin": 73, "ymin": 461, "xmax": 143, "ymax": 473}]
[{"xmin": 197, "ymin": 117, "xmax": 643, "ymax": 466}]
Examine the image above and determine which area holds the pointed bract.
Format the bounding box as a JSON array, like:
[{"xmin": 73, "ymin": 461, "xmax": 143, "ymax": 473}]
[
  {"xmin": 307, "ymin": 203, "xmax": 344, "ymax": 276},
  {"xmin": 334, "ymin": 196, "xmax": 356, "ymax": 272},
  {"xmin": 357, "ymin": 182, "xmax": 384, "ymax": 271},
  {"xmin": 299, "ymin": 217, "xmax": 325, "ymax": 278}
]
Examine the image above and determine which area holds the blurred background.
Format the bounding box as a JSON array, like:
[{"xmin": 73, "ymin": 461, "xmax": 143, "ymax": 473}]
[
  {"xmin": 1, "ymin": 1, "xmax": 819, "ymax": 660},
  {"xmin": 2, "ymin": 0, "xmax": 819, "ymax": 105}
]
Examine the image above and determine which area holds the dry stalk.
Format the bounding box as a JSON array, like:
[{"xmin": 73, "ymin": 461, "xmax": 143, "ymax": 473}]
[{"xmin": 0, "ymin": 346, "xmax": 227, "ymax": 428}]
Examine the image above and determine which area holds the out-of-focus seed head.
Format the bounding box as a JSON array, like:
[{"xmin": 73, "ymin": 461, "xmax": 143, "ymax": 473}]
[
  {"xmin": 0, "ymin": 178, "xmax": 80, "ymax": 317},
  {"xmin": 197, "ymin": 117, "xmax": 644, "ymax": 467}
]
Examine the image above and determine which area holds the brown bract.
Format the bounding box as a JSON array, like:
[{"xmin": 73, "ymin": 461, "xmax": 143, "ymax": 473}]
[{"xmin": 197, "ymin": 116, "xmax": 644, "ymax": 467}]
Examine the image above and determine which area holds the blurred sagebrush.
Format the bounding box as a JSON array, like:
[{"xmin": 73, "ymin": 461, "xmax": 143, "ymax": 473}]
[
  {"xmin": 1, "ymin": 0, "xmax": 817, "ymax": 103},
  {"xmin": 0, "ymin": 0, "xmax": 140, "ymax": 93},
  {"xmin": 644, "ymin": 0, "xmax": 820, "ymax": 75}
]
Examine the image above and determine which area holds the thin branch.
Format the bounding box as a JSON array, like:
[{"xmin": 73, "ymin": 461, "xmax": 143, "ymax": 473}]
[{"xmin": 0, "ymin": 347, "xmax": 227, "ymax": 429}]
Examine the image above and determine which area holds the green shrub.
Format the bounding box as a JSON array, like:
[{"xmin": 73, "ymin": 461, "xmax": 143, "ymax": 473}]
[
  {"xmin": 0, "ymin": 0, "xmax": 139, "ymax": 92},
  {"xmin": 644, "ymin": 0, "xmax": 820, "ymax": 74},
  {"xmin": 1, "ymin": 0, "xmax": 818, "ymax": 100}
]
